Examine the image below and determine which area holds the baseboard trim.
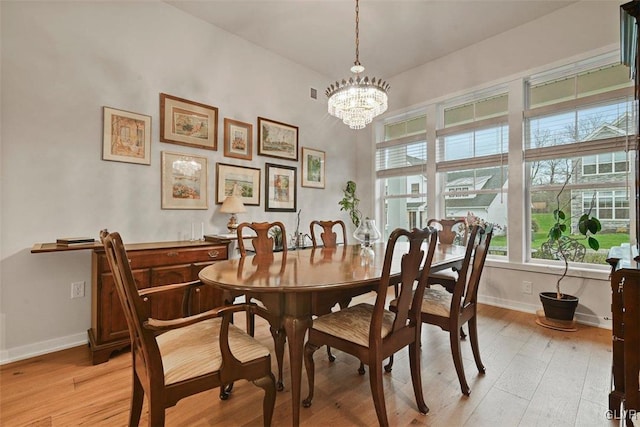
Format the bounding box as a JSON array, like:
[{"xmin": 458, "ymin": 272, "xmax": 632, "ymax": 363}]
[
  {"xmin": 477, "ymin": 295, "xmax": 612, "ymax": 330},
  {"xmin": 0, "ymin": 332, "xmax": 88, "ymax": 365}
]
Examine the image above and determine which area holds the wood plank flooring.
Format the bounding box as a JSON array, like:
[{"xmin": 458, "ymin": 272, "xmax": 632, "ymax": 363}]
[{"xmin": 0, "ymin": 299, "xmax": 621, "ymax": 426}]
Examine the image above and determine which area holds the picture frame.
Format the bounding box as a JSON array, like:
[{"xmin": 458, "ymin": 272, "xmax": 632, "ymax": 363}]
[
  {"xmin": 216, "ymin": 162, "xmax": 261, "ymax": 206},
  {"xmin": 160, "ymin": 93, "xmax": 218, "ymax": 150},
  {"xmin": 102, "ymin": 107, "xmax": 151, "ymax": 165},
  {"xmin": 223, "ymin": 118, "xmax": 253, "ymax": 160},
  {"xmin": 257, "ymin": 117, "xmax": 298, "ymax": 161},
  {"xmin": 161, "ymin": 151, "xmax": 208, "ymax": 210},
  {"xmin": 301, "ymin": 147, "xmax": 325, "ymax": 188},
  {"xmin": 265, "ymin": 163, "xmax": 297, "ymax": 212}
]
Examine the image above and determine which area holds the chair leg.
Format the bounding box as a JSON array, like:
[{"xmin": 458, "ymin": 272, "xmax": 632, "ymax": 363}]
[
  {"xmin": 468, "ymin": 316, "xmax": 485, "ymax": 374},
  {"xmin": 130, "ymin": 372, "xmax": 144, "ymax": 427},
  {"xmin": 384, "ymin": 355, "xmax": 394, "ymax": 372},
  {"xmin": 147, "ymin": 392, "xmax": 165, "ymax": 427},
  {"xmin": 368, "ymin": 355, "xmax": 389, "ymax": 427},
  {"xmin": 253, "ymin": 373, "xmax": 276, "ymax": 427},
  {"xmin": 302, "ymin": 342, "xmax": 319, "ymax": 408},
  {"xmin": 358, "ymin": 361, "xmax": 366, "ymax": 375},
  {"xmin": 219, "ymin": 383, "xmax": 233, "ymax": 400},
  {"xmin": 408, "ymin": 341, "xmax": 429, "ymax": 414},
  {"xmin": 460, "ymin": 326, "xmax": 467, "ymax": 339},
  {"xmin": 270, "ymin": 326, "xmax": 286, "ymax": 391},
  {"xmin": 449, "ymin": 325, "xmax": 471, "ymax": 396},
  {"xmin": 326, "ymin": 345, "xmax": 336, "ymax": 362}
]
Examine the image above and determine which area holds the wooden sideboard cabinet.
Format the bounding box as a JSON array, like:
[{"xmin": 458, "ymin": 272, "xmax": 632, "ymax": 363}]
[{"xmin": 88, "ymin": 239, "xmax": 229, "ymax": 364}]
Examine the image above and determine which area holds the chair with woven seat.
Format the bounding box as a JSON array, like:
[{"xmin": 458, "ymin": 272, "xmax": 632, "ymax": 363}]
[
  {"xmin": 100, "ymin": 230, "xmax": 276, "ymax": 427},
  {"xmin": 417, "ymin": 224, "xmax": 492, "ymax": 396},
  {"xmin": 302, "ymin": 227, "xmax": 438, "ymax": 426},
  {"xmin": 236, "ymin": 221, "xmax": 288, "ymax": 391}
]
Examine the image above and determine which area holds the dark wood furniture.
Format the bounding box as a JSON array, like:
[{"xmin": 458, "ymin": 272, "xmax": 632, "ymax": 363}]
[
  {"xmin": 237, "ymin": 221, "xmax": 287, "ymax": 257},
  {"xmin": 90, "ymin": 238, "xmax": 229, "ymax": 364},
  {"xmin": 426, "ymin": 218, "xmax": 467, "ymax": 292},
  {"xmin": 607, "ymin": 244, "xmax": 640, "ymax": 422},
  {"xmin": 198, "ymin": 242, "xmax": 466, "ymax": 426},
  {"xmin": 310, "ymin": 219, "xmax": 347, "ymax": 248},
  {"xmin": 302, "ymin": 228, "xmax": 437, "ymax": 427},
  {"xmin": 100, "ymin": 231, "xmax": 275, "ymax": 427},
  {"xmin": 388, "ymin": 225, "xmax": 492, "ymax": 396}
]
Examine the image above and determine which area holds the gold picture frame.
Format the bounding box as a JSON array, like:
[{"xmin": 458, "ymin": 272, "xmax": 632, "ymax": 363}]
[
  {"xmin": 216, "ymin": 162, "xmax": 261, "ymax": 206},
  {"xmin": 160, "ymin": 93, "xmax": 218, "ymax": 150},
  {"xmin": 223, "ymin": 118, "xmax": 253, "ymax": 160},
  {"xmin": 161, "ymin": 151, "xmax": 208, "ymax": 209},
  {"xmin": 102, "ymin": 107, "xmax": 151, "ymax": 165},
  {"xmin": 257, "ymin": 117, "xmax": 298, "ymax": 161}
]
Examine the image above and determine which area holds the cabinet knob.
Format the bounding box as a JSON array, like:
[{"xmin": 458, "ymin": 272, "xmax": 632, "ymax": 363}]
[
  {"xmin": 208, "ymin": 250, "xmax": 219, "ymax": 258},
  {"xmin": 195, "ymin": 288, "xmax": 201, "ymax": 293},
  {"xmin": 143, "ymin": 297, "xmax": 149, "ymax": 302},
  {"xmin": 166, "ymin": 251, "xmax": 179, "ymax": 257}
]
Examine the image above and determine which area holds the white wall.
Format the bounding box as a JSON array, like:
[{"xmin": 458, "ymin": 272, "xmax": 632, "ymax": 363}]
[
  {"xmin": 376, "ymin": 1, "xmax": 620, "ymax": 328},
  {"xmin": 0, "ymin": 1, "xmax": 357, "ymax": 363}
]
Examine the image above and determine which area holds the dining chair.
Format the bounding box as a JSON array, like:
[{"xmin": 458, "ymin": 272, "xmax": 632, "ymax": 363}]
[
  {"xmin": 426, "ymin": 218, "xmax": 468, "ymax": 293},
  {"xmin": 100, "ymin": 230, "xmax": 276, "ymax": 427},
  {"xmin": 310, "ymin": 219, "xmax": 347, "ymax": 248},
  {"xmin": 310, "ymin": 219, "xmax": 348, "ymax": 362},
  {"xmin": 390, "ymin": 224, "xmax": 493, "ymax": 396},
  {"xmin": 302, "ymin": 227, "xmax": 438, "ymax": 426},
  {"xmin": 236, "ymin": 221, "xmax": 288, "ymax": 391}
]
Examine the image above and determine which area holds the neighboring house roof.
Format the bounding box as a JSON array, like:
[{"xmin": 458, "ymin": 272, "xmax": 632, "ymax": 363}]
[
  {"xmin": 444, "ymin": 167, "xmax": 505, "ymax": 210},
  {"xmin": 583, "ymin": 111, "xmax": 631, "ymax": 141}
]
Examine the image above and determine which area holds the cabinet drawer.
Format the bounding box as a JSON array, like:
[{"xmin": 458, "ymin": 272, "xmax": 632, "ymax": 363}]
[{"xmin": 127, "ymin": 246, "xmax": 227, "ymax": 269}]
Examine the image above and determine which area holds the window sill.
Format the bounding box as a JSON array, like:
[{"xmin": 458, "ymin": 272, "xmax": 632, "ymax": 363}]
[{"xmin": 484, "ymin": 258, "xmax": 610, "ymax": 281}]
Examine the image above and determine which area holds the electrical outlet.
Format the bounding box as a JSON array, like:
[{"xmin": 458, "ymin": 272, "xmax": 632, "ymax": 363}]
[
  {"xmin": 71, "ymin": 281, "xmax": 85, "ymax": 299},
  {"xmin": 522, "ymin": 281, "xmax": 532, "ymax": 295}
]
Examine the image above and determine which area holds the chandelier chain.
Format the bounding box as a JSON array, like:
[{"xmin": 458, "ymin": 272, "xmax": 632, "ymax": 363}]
[{"xmin": 354, "ymin": 0, "xmax": 360, "ymax": 66}]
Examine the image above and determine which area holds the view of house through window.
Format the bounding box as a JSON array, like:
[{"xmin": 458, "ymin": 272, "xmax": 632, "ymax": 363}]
[{"xmin": 376, "ymin": 53, "xmax": 636, "ymax": 266}]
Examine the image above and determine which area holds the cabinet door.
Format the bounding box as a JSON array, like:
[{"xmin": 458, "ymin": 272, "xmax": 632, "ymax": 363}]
[
  {"xmin": 192, "ymin": 262, "xmax": 226, "ymax": 313},
  {"xmin": 150, "ymin": 264, "xmax": 192, "ymax": 320},
  {"xmin": 99, "ymin": 269, "xmax": 150, "ymax": 342}
]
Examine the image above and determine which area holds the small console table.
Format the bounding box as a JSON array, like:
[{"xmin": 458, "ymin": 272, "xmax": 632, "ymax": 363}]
[{"xmin": 33, "ymin": 238, "xmax": 231, "ymax": 364}]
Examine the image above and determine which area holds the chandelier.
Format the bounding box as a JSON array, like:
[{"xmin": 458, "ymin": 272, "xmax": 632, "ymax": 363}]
[{"xmin": 326, "ymin": 0, "xmax": 389, "ymax": 130}]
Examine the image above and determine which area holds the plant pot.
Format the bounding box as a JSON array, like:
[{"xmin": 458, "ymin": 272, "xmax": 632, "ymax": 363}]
[{"xmin": 539, "ymin": 292, "xmax": 579, "ymax": 321}]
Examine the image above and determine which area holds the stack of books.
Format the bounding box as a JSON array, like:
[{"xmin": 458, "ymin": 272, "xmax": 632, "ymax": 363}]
[{"xmin": 56, "ymin": 237, "xmax": 96, "ymax": 247}]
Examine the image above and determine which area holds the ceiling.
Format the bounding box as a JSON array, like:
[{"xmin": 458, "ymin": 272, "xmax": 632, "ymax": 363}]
[{"xmin": 167, "ymin": 0, "xmax": 576, "ymax": 80}]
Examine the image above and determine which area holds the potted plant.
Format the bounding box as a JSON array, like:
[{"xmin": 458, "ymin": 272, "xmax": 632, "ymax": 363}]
[
  {"xmin": 338, "ymin": 180, "xmax": 362, "ymax": 228},
  {"xmin": 539, "ymin": 178, "xmax": 601, "ymax": 322}
]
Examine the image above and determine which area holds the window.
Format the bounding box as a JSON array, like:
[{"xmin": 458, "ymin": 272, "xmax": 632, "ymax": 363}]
[
  {"xmin": 525, "ymin": 58, "xmax": 634, "ymax": 265},
  {"xmin": 376, "ymin": 115, "xmax": 427, "ymax": 238},
  {"xmin": 437, "ymin": 91, "xmax": 509, "ymax": 257}
]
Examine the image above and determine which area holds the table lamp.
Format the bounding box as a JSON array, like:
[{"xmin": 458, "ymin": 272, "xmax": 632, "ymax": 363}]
[{"xmin": 220, "ymin": 194, "xmax": 246, "ymax": 233}]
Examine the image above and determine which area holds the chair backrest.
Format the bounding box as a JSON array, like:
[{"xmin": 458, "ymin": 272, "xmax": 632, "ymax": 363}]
[
  {"xmin": 453, "ymin": 224, "xmax": 493, "ymax": 310},
  {"xmin": 237, "ymin": 221, "xmax": 287, "ymax": 257},
  {"xmin": 371, "ymin": 227, "xmax": 438, "ymax": 346},
  {"xmin": 310, "ymin": 220, "xmax": 347, "ymax": 248},
  {"xmin": 427, "ymin": 218, "xmax": 467, "ymax": 245},
  {"xmin": 100, "ymin": 230, "xmax": 159, "ymax": 379}
]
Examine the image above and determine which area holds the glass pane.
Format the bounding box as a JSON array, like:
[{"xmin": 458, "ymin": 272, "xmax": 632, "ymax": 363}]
[
  {"xmin": 444, "ymin": 103, "xmax": 474, "ymax": 127},
  {"xmin": 384, "ymin": 175, "xmax": 426, "ymax": 197},
  {"xmin": 475, "ymin": 94, "xmax": 508, "ymax": 120}
]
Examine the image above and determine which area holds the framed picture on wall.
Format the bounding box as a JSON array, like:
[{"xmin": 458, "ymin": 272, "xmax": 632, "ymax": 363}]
[
  {"xmin": 161, "ymin": 151, "xmax": 208, "ymax": 209},
  {"xmin": 223, "ymin": 118, "xmax": 253, "ymax": 160},
  {"xmin": 102, "ymin": 107, "xmax": 152, "ymax": 165},
  {"xmin": 301, "ymin": 147, "xmax": 325, "ymax": 188},
  {"xmin": 257, "ymin": 117, "xmax": 298, "ymax": 161},
  {"xmin": 216, "ymin": 163, "xmax": 261, "ymax": 206},
  {"xmin": 265, "ymin": 163, "xmax": 297, "ymax": 212},
  {"xmin": 160, "ymin": 93, "xmax": 218, "ymax": 150}
]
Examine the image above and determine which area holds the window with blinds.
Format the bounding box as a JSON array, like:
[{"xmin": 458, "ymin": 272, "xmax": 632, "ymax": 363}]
[
  {"xmin": 525, "ymin": 57, "xmax": 634, "ymax": 264},
  {"xmin": 376, "ymin": 115, "xmax": 427, "ymax": 237}
]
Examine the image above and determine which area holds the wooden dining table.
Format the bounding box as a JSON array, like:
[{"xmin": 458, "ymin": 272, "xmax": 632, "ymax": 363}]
[{"xmin": 198, "ymin": 242, "xmax": 466, "ymax": 426}]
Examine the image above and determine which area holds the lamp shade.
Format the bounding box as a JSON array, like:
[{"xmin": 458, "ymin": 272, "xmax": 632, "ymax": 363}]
[{"xmin": 220, "ymin": 195, "xmax": 246, "ymax": 214}]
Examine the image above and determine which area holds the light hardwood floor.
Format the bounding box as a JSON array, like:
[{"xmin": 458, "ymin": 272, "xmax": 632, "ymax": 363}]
[{"xmin": 0, "ymin": 299, "xmax": 620, "ymax": 426}]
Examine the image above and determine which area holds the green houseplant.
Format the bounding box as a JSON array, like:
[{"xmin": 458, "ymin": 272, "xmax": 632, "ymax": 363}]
[
  {"xmin": 338, "ymin": 180, "xmax": 362, "ymax": 228},
  {"xmin": 540, "ymin": 178, "xmax": 601, "ymax": 321}
]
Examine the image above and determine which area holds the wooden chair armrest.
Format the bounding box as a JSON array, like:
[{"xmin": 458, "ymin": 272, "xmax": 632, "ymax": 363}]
[
  {"xmin": 144, "ymin": 302, "xmax": 266, "ymax": 332},
  {"xmin": 138, "ymin": 280, "xmax": 201, "ymax": 297}
]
